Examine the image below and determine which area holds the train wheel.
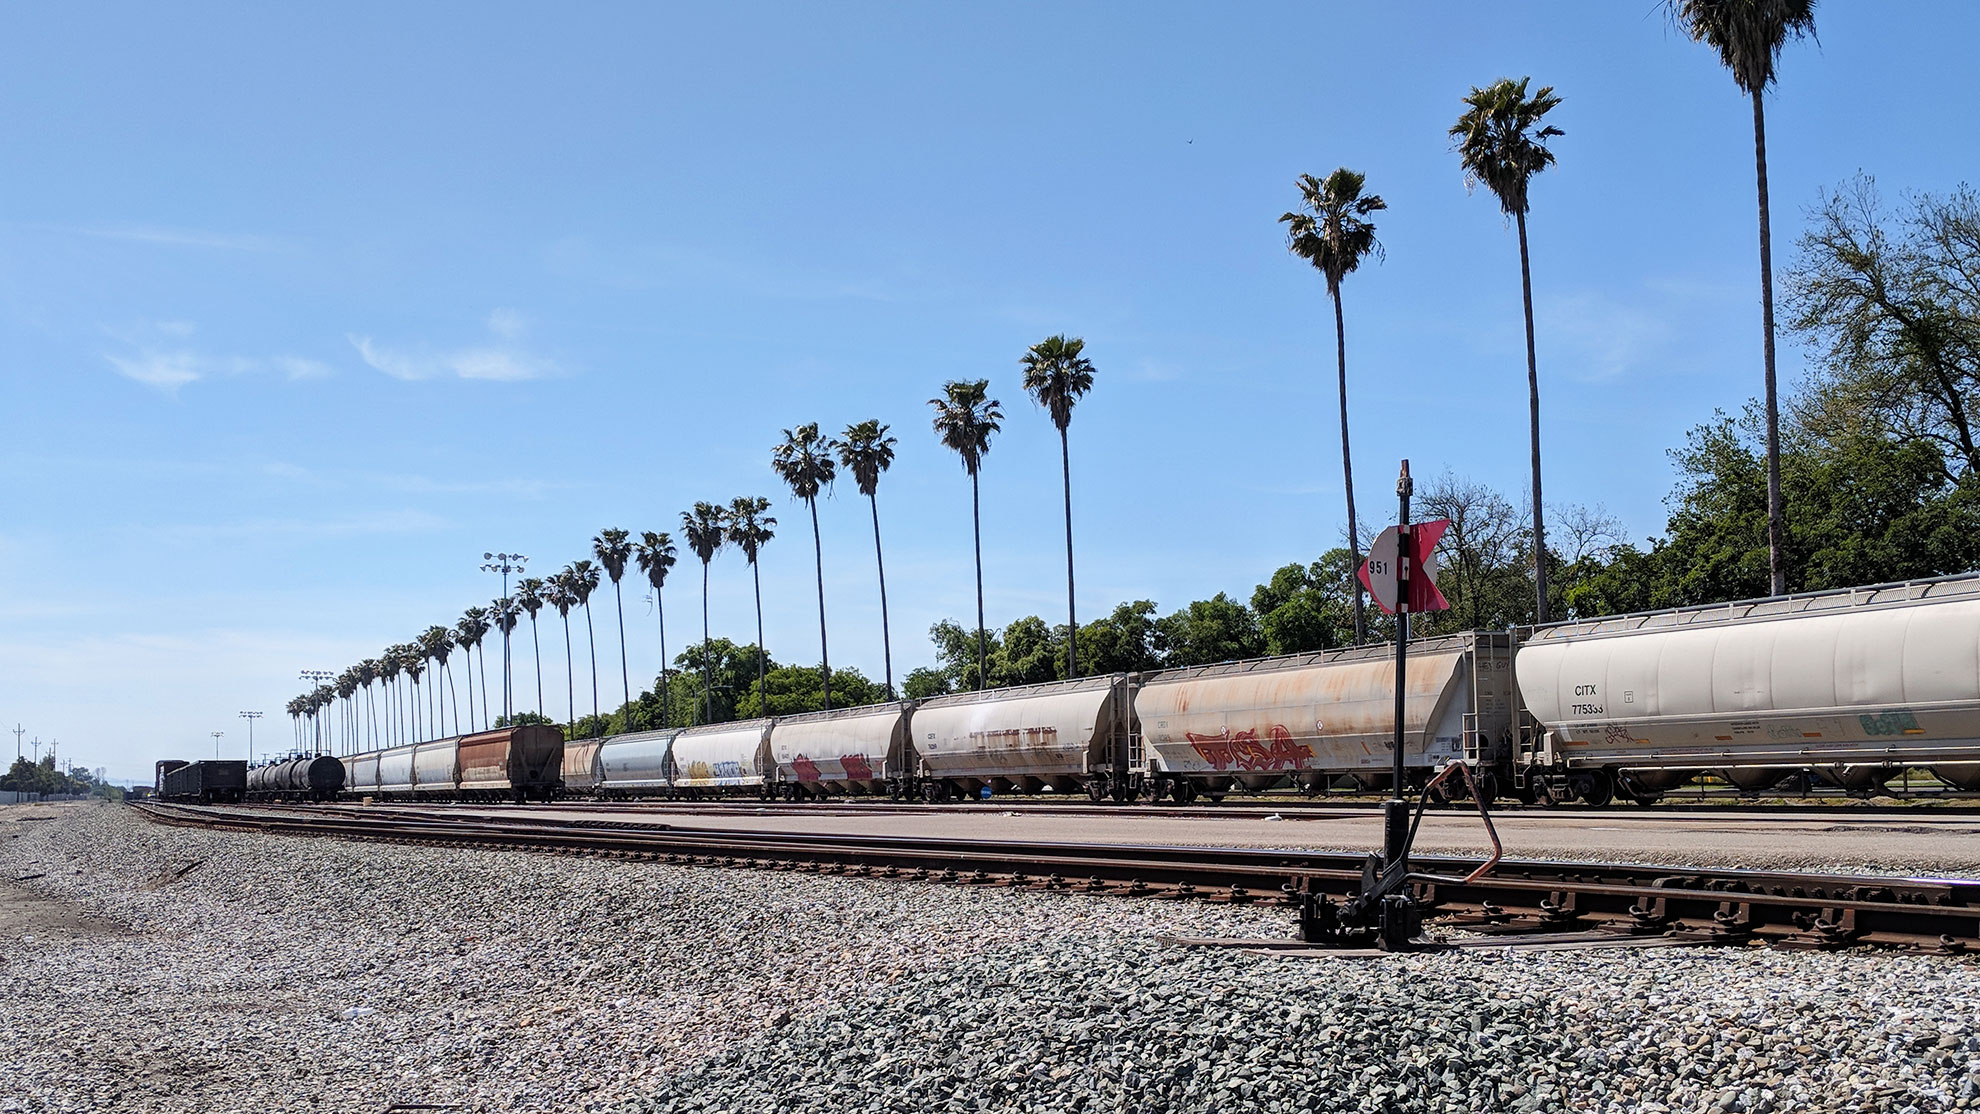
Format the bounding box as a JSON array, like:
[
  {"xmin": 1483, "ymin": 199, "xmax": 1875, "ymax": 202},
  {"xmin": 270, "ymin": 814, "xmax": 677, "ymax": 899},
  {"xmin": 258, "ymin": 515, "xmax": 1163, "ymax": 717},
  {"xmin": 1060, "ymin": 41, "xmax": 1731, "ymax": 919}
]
[
  {"xmin": 1139, "ymin": 778, "xmax": 1166, "ymax": 803},
  {"xmin": 1575, "ymin": 771, "xmax": 1615, "ymax": 808},
  {"xmin": 1472, "ymin": 771, "xmax": 1498, "ymax": 808},
  {"xmin": 1087, "ymin": 779, "xmax": 1107, "ymax": 803},
  {"xmin": 1171, "ymin": 780, "xmax": 1197, "ymax": 805}
]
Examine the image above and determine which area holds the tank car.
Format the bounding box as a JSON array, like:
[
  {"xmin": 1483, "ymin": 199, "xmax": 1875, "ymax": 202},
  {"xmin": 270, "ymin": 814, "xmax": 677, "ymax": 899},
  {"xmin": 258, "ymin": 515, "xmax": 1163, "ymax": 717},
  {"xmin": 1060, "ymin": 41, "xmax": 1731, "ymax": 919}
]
[
  {"xmin": 1514, "ymin": 574, "xmax": 1980, "ymax": 803},
  {"xmin": 248, "ymin": 755, "xmax": 346, "ymax": 802},
  {"xmin": 911, "ymin": 675, "xmax": 1134, "ymax": 801},
  {"xmin": 667, "ymin": 719, "xmax": 773, "ymax": 798}
]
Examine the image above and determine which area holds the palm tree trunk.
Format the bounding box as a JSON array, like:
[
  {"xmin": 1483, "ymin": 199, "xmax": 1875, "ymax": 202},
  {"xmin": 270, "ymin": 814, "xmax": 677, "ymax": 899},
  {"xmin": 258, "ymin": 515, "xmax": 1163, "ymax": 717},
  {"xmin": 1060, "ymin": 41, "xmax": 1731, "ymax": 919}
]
[
  {"xmin": 446, "ymin": 661, "xmax": 459, "ymax": 736},
  {"xmin": 463, "ymin": 649, "xmax": 477, "ymax": 733},
  {"xmin": 1060, "ymin": 425, "xmax": 1077, "ymax": 679},
  {"xmin": 752, "ymin": 561, "xmax": 766, "ymax": 716},
  {"xmin": 477, "ymin": 645, "xmax": 490, "ymax": 730},
  {"xmin": 1333, "ymin": 285, "xmax": 1365, "ymax": 644},
  {"xmin": 562, "ymin": 615, "xmax": 576, "ymax": 735},
  {"xmin": 971, "ymin": 471, "xmax": 987, "ymax": 690},
  {"xmin": 656, "ymin": 586, "xmax": 670, "ymax": 727},
  {"xmin": 869, "ymin": 492, "xmax": 893, "ymax": 698},
  {"xmin": 530, "ymin": 616, "xmax": 544, "ymax": 716},
  {"xmin": 583, "ymin": 602, "xmax": 599, "ymax": 734},
  {"xmin": 1517, "ymin": 208, "xmax": 1549, "ymax": 624},
  {"xmin": 700, "ymin": 562, "xmax": 712, "ymax": 724},
  {"xmin": 1754, "ymin": 90, "xmax": 1785, "ymax": 597},
  {"xmin": 810, "ymin": 498, "xmax": 830, "ymax": 710},
  {"xmin": 613, "ymin": 581, "xmax": 630, "ymax": 725}
]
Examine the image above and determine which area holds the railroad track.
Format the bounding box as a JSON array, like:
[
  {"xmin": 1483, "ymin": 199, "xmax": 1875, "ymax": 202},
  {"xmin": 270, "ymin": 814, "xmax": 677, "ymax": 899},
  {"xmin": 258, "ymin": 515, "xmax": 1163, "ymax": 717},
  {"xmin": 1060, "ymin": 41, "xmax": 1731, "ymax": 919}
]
[{"xmin": 134, "ymin": 801, "xmax": 1980, "ymax": 955}]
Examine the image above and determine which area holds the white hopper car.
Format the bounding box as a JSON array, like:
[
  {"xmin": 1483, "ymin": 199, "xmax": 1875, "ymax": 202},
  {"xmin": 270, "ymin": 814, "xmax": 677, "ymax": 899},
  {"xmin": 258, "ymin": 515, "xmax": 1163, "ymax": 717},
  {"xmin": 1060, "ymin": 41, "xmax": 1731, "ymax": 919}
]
[{"xmin": 565, "ymin": 575, "xmax": 1980, "ymax": 804}]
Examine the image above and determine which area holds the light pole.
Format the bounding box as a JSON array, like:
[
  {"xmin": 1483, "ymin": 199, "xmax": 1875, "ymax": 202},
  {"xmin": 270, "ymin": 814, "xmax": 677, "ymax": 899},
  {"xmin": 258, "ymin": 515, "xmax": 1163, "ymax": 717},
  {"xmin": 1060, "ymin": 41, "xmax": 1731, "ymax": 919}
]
[
  {"xmin": 211, "ymin": 731, "xmax": 225, "ymax": 760},
  {"xmin": 299, "ymin": 670, "xmax": 335, "ymax": 754},
  {"xmin": 239, "ymin": 711, "xmax": 262, "ymax": 765},
  {"xmin": 481, "ymin": 552, "xmax": 527, "ymax": 726}
]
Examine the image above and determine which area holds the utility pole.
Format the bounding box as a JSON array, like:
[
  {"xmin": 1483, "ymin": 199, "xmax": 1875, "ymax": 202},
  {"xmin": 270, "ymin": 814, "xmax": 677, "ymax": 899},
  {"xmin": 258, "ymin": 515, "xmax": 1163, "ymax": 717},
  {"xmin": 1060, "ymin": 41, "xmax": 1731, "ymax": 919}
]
[
  {"xmin": 11, "ymin": 724, "xmax": 22, "ymax": 760},
  {"xmin": 239, "ymin": 711, "xmax": 262, "ymax": 765},
  {"xmin": 211, "ymin": 731, "xmax": 224, "ymax": 760},
  {"xmin": 482, "ymin": 552, "xmax": 527, "ymax": 726},
  {"xmin": 29, "ymin": 737, "xmax": 40, "ymax": 763}
]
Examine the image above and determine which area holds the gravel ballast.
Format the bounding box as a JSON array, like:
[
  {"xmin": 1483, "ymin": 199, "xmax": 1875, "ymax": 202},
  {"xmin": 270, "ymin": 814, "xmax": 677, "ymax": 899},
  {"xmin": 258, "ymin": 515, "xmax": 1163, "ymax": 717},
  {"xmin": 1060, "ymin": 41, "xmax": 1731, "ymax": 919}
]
[{"xmin": 1, "ymin": 802, "xmax": 1977, "ymax": 1113}]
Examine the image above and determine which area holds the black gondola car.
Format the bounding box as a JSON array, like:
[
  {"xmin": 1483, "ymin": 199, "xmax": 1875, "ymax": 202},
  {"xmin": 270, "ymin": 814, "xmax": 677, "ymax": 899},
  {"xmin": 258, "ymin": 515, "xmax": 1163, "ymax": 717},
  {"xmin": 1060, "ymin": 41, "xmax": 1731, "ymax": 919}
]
[
  {"xmin": 161, "ymin": 760, "xmax": 248, "ymax": 803},
  {"xmin": 155, "ymin": 759, "xmax": 188, "ymax": 796}
]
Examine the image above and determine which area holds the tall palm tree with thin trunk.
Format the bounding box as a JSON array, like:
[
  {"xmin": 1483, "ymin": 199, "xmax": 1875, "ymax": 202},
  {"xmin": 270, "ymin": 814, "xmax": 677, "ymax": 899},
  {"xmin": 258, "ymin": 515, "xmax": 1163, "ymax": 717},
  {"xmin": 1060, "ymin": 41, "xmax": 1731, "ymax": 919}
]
[
  {"xmin": 592, "ymin": 528, "xmax": 634, "ymax": 729},
  {"xmin": 516, "ymin": 577, "xmax": 547, "ymax": 716},
  {"xmin": 1020, "ymin": 335, "xmax": 1098, "ymax": 678},
  {"xmin": 727, "ymin": 496, "xmax": 777, "ymax": 714},
  {"xmin": 567, "ymin": 560, "xmax": 603, "ymax": 732},
  {"xmin": 835, "ymin": 420, "xmax": 898, "ymax": 696},
  {"xmin": 1452, "ymin": 76, "xmax": 1565, "ymax": 623},
  {"xmin": 359, "ymin": 658, "xmax": 380, "ymax": 748},
  {"xmin": 772, "ymin": 424, "xmax": 837, "ymax": 708},
  {"xmin": 634, "ymin": 530, "xmax": 678, "ymax": 727},
  {"xmin": 681, "ymin": 503, "xmax": 727, "ymax": 724},
  {"xmin": 490, "ymin": 599, "xmax": 518, "ymax": 726},
  {"xmin": 456, "ymin": 607, "xmax": 490, "ymax": 733},
  {"xmin": 402, "ymin": 650, "xmax": 426, "ymax": 742},
  {"xmin": 1281, "ymin": 168, "xmax": 1386, "ymax": 644},
  {"xmin": 930, "ymin": 379, "xmax": 1004, "ymax": 690},
  {"xmin": 382, "ymin": 648, "xmax": 405, "ymax": 744},
  {"xmin": 1669, "ymin": 0, "xmax": 1817, "ymax": 597},
  {"xmin": 420, "ymin": 626, "xmax": 456, "ymax": 736},
  {"xmin": 546, "ymin": 573, "xmax": 578, "ymax": 735}
]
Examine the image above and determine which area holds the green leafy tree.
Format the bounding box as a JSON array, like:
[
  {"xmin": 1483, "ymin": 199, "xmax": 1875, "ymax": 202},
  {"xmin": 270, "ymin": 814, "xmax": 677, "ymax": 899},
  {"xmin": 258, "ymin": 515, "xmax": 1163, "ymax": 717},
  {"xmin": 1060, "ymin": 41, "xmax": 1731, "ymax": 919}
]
[
  {"xmin": 930, "ymin": 380, "xmax": 1003, "ymax": 689},
  {"xmin": 1019, "ymin": 334, "xmax": 1098, "ymax": 677},
  {"xmin": 836, "ymin": 419, "xmax": 900, "ymax": 696},
  {"xmin": 1077, "ymin": 600, "xmax": 1162, "ymax": 675},
  {"xmin": 1250, "ymin": 556, "xmax": 1355, "ymax": 655},
  {"xmin": 1154, "ymin": 593, "xmax": 1264, "ymax": 667},
  {"xmin": 772, "ymin": 423, "xmax": 839, "ymax": 709},
  {"xmin": 1669, "ymin": 0, "xmax": 1819, "ymax": 597},
  {"xmin": 740, "ymin": 664, "xmax": 886, "ymax": 718},
  {"xmin": 902, "ymin": 667, "xmax": 953, "ymax": 700},
  {"xmin": 1452, "ymin": 75, "xmax": 1564, "ymax": 621},
  {"xmin": 1281, "ymin": 168, "xmax": 1386, "ymax": 644}
]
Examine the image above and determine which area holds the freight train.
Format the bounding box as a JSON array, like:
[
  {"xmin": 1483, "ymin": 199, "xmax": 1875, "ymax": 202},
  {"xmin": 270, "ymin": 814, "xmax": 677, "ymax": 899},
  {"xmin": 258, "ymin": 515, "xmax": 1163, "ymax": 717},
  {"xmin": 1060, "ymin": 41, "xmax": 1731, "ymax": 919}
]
[
  {"xmin": 163, "ymin": 574, "xmax": 1980, "ymax": 809},
  {"xmin": 157, "ymin": 759, "xmax": 248, "ymax": 803},
  {"xmin": 549, "ymin": 574, "xmax": 1980, "ymax": 806}
]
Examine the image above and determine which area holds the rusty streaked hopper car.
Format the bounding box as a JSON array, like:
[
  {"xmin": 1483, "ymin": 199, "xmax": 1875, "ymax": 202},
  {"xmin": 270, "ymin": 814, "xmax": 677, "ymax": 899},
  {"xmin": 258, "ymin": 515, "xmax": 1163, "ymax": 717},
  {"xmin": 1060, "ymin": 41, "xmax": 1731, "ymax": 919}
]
[
  {"xmin": 769, "ymin": 702, "xmax": 912, "ymax": 799},
  {"xmin": 911, "ymin": 675, "xmax": 1135, "ymax": 801},
  {"xmin": 1137, "ymin": 633, "xmax": 1517, "ymax": 803},
  {"xmin": 1515, "ymin": 575, "xmax": 1980, "ymax": 803},
  {"xmin": 458, "ymin": 726, "xmax": 563, "ymax": 802}
]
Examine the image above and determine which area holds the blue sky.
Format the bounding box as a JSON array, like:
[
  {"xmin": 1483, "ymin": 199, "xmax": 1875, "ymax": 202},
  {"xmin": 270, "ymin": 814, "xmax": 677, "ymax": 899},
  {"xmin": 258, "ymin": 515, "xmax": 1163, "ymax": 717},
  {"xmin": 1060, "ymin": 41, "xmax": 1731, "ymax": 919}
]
[{"xmin": 4, "ymin": 3, "xmax": 1975, "ymax": 781}]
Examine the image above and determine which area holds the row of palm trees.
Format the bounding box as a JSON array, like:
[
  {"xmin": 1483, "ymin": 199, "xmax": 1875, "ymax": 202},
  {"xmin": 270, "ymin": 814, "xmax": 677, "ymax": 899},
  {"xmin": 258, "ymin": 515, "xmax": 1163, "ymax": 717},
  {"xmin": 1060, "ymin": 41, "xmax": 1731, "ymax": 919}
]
[
  {"xmin": 284, "ymin": 334, "xmax": 1098, "ymax": 754},
  {"xmin": 1292, "ymin": 2, "xmax": 1815, "ymax": 630}
]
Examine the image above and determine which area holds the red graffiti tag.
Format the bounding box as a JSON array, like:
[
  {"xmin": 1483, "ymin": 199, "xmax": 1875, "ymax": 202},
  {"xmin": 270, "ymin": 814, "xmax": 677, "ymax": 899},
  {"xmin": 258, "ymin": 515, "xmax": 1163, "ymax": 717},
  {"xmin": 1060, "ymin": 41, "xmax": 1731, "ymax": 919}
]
[
  {"xmin": 842, "ymin": 753, "xmax": 875, "ymax": 781},
  {"xmin": 791, "ymin": 755, "xmax": 821, "ymax": 782},
  {"xmin": 1185, "ymin": 726, "xmax": 1314, "ymax": 771}
]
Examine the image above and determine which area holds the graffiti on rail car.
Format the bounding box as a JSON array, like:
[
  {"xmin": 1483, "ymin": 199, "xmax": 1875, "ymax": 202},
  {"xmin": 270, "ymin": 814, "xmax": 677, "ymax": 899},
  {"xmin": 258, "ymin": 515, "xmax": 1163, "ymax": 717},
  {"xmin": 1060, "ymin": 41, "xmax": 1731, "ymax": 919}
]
[
  {"xmin": 968, "ymin": 726, "xmax": 1060, "ymax": 751},
  {"xmin": 1185, "ymin": 726, "xmax": 1314, "ymax": 771}
]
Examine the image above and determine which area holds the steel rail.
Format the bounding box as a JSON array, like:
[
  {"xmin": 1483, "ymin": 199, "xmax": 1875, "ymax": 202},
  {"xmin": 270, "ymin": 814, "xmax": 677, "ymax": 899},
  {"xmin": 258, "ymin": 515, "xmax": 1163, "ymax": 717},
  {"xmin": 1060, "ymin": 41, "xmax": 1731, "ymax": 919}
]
[{"xmin": 133, "ymin": 802, "xmax": 1980, "ymax": 953}]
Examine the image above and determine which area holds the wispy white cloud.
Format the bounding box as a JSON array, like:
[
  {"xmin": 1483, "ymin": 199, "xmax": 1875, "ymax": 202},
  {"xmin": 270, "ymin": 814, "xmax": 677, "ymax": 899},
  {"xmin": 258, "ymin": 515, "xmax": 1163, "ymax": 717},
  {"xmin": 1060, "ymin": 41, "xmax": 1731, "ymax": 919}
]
[
  {"xmin": 77, "ymin": 224, "xmax": 279, "ymax": 251},
  {"xmin": 101, "ymin": 320, "xmax": 335, "ymax": 391},
  {"xmin": 1536, "ymin": 290, "xmax": 1677, "ymax": 383},
  {"xmin": 348, "ymin": 310, "xmax": 560, "ymax": 382},
  {"xmin": 147, "ymin": 509, "xmax": 452, "ymax": 545}
]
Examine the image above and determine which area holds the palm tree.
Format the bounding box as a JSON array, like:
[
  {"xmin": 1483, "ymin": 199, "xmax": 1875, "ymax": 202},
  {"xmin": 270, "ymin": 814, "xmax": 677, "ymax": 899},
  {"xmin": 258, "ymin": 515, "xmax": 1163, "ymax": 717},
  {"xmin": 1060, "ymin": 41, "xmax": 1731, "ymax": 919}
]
[
  {"xmin": 1669, "ymin": 0, "xmax": 1817, "ymax": 598},
  {"xmin": 1452, "ymin": 76, "xmax": 1565, "ymax": 623},
  {"xmin": 380, "ymin": 648, "xmax": 404, "ymax": 744},
  {"xmin": 727, "ymin": 496, "xmax": 778, "ymax": 713},
  {"xmin": 420, "ymin": 626, "xmax": 457, "ymax": 736},
  {"xmin": 681, "ymin": 503, "xmax": 728, "ymax": 724},
  {"xmin": 402, "ymin": 650, "xmax": 426, "ymax": 742},
  {"xmin": 545, "ymin": 573, "xmax": 578, "ymax": 733},
  {"xmin": 456, "ymin": 607, "xmax": 490, "ymax": 733},
  {"xmin": 567, "ymin": 560, "xmax": 603, "ymax": 732},
  {"xmin": 633, "ymin": 530, "xmax": 678, "ymax": 727},
  {"xmin": 835, "ymin": 420, "xmax": 899, "ymax": 696},
  {"xmin": 516, "ymin": 577, "xmax": 547, "ymax": 716},
  {"xmin": 1281, "ymin": 168, "xmax": 1386, "ymax": 644},
  {"xmin": 336, "ymin": 670, "xmax": 360, "ymax": 755},
  {"xmin": 772, "ymin": 424, "xmax": 838, "ymax": 708},
  {"xmin": 358, "ymin": 658, "xmax": 380, "ymax": 748},
  {"xmin": 930, "ymin": 379, "xmax": 1004, "ymax": 689},
  {"xmin": 490, "ymin": 599, "xmax": 519, "ymax": 726},
  {"xmin": 592, "ymin": 528, "xmax": 635, "ymax": 727},
  {"xmin": 1020, "ymin": 335, "xmax": 1098, "ymax": 677}
]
